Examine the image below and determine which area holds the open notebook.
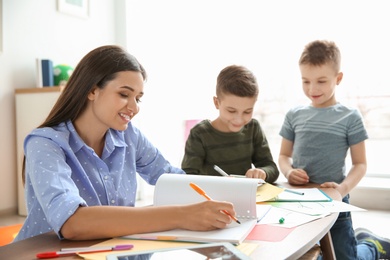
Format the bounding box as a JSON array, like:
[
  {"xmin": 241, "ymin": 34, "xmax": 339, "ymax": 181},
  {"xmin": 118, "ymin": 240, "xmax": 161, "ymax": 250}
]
[{"xmin": 124, "ymin": 174, "xmax": 259, "ymax": 244}]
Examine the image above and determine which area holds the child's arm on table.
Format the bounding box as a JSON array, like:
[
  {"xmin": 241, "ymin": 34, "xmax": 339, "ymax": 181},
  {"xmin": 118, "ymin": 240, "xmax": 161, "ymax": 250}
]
[
  {"xmin": 320, "ymin": 141, "xmax": 367, "ymax": 198},
  {"xmin": 278, "ymin": 138, "xmax": 309, "ymax": 185}
]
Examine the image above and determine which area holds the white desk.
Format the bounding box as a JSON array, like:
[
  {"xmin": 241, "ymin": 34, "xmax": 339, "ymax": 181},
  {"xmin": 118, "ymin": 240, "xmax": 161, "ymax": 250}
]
[
  {"xmin": 0, "ymin": 185, "xmax": 339, "ymax": 259},
  {"xmin": 249, "ymin": 212, "xmax": 337, "ymax": 259}
]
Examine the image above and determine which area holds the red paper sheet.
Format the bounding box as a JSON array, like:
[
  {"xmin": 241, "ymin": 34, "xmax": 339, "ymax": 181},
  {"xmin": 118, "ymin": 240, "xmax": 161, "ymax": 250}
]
[{"xmin": 246, "ymin": 224, "xmax": 295, "ymax": 242}]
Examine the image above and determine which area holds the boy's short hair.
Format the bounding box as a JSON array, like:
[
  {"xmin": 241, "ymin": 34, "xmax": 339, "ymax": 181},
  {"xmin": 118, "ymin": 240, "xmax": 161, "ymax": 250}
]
[
  {"xmin": 216, "ymin": 65, "xmax": 259, "ymax": 97},
  {"xmin": 299, "ymin": 40, "xmax": 341, "ymax": 73}
]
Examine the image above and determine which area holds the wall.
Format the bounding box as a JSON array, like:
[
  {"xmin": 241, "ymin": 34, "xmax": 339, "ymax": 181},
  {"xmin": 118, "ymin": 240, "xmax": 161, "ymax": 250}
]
[
  {"xmin": 1, "ymin": 0, "xmax": 388, "ymax": 215},
  {"xmin": 0, "ymin": 0, "xmax": 121, "ymax": 214},
  {"xmin": 125, "ymin": 0, "xmax": 390, "ymax": 210}
]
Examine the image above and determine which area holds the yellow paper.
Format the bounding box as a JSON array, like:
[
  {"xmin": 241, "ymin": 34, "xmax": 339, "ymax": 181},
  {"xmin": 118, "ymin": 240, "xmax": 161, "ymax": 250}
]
[
  {"xmin": 78, "ymin": 238, "xmax": 200, "ymax": 260},
  {"xmin": 236, "ymin": 242, "xmax": 259, "ymax": 256},
  {"xmin": 256, "ymin": 183, "xmax": 284, "ymax": 203},
  {"xmin": 78, "ymin": 238, "xmax": 256, "ymax": 259}
]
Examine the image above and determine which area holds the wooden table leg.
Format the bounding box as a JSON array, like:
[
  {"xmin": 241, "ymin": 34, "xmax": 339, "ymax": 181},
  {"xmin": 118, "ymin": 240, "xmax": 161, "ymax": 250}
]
[{"xmin": 320, "ymin": 231, "xmax": 336, "ymax": 260}]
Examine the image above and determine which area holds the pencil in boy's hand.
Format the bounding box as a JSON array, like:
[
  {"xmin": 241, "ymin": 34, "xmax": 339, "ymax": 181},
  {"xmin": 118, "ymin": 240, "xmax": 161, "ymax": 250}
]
[
  {"xmin": 213, "ymin": 165, "xmax": 230, "ymax": 177},
  {"xmin": 189, "ymin": 182, "xmax": 241, "ymax": 224}
]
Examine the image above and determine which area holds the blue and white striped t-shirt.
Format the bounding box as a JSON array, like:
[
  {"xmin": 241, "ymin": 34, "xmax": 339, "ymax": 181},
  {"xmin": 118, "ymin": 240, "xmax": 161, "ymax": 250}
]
[{"xmin": 279, "ymin": 103, "xmax": 368, "ymax": 184}]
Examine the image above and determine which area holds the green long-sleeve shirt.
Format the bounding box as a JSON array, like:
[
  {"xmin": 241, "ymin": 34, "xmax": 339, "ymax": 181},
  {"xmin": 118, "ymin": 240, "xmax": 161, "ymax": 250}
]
[{"xmin": 181, "ymin": 119, "xmax": 279, "ymax": 183}]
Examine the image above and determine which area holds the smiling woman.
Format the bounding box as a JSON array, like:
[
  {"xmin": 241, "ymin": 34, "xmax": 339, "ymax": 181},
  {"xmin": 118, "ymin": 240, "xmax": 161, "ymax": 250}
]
[{"xmin": 15, "ymin": 45, "xmax": 241, "ymax": 243}]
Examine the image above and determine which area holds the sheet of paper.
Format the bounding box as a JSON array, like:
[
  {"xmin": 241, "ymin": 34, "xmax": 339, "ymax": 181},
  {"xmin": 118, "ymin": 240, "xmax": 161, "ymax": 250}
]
[
  {"xmin": 78, "ymin": 238, "xmax": 199, "ymax": 260},
  {"xmin": 256, "ymin": 183, "xmax": 284, "ymax": 202},
  {"xmin": 262, "ymin": 200, "xmax": 366, "ymax": 215},
  {"xmin": 268, "ymin": 188, "xmax": 332, "ymax": 202},
  {"xmin": 154, "ymin": 174, "xmax": 259, "ymax": 220},
  {"xmin": 256, "ymin": 204, "xmax": 272, "ymax": 221},
  {"xmin": 257, "ymin": 206, "xmax": 328, "ymax": 228},
  {"xmin": 121, "ymin": 175, "xmax": 260, "ymax": 245},
  {"xmin": 236, "ymin": 243, "xmax": 259, "ymax": 256},
  {"xmin": 245, "ymin": 224, "xmax": 295, "ymax": 242},
  {"xmin": 78, "ymin": 238, "xmax": 256, "ymax": 260},
  {"xmin": 124, "ymin": 219, "xmax": 257, "ymax": 245}
]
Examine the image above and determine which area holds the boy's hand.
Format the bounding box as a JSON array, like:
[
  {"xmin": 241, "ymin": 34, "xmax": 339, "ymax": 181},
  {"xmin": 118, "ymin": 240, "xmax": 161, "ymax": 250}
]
[
  {"xmin": 320, "ymin": 182, "xmax": 343, "ymax": 197},
  {"xmin": 245, "ymin": 168, "xmax": 266, "ymax": 180},
  {"xmin": 286, "ymin": 168, "xmax": 309, "ymax": 185}
]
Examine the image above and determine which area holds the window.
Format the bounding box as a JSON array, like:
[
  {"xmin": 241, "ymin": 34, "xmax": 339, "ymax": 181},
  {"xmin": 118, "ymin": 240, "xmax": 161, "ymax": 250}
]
[{"xmin": 127, "ymin": 0, "xmax": 390, "ymax": 178}]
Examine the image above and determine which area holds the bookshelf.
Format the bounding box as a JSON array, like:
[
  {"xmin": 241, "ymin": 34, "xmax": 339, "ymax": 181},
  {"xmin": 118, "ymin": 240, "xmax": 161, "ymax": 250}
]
[{"xmin": 15, "ymin": 87, "xmax": 62, "ymax": 216}]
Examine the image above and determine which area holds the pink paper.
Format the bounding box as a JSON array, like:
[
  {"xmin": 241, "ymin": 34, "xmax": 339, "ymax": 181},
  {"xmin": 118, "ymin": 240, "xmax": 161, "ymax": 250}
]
[
  {"xmin": 184, "ymin": 119, "xmax": 201, "ymax": 142},
  {"xmin": 246, "ymin": 225, "xmax": 295, "ymax": 242}
]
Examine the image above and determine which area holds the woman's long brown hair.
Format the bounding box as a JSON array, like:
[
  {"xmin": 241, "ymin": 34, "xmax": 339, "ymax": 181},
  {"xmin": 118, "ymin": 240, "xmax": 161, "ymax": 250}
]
[{"xmin": 22, "ymin": 45, "xmax": 147, "ymax": 185}]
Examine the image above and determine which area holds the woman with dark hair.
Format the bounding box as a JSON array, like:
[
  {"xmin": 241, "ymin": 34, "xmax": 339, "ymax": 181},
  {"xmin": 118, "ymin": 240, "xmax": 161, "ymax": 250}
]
[{"xmin": 15, "ymin": 45, "xmax": 236, "ymax": 242}]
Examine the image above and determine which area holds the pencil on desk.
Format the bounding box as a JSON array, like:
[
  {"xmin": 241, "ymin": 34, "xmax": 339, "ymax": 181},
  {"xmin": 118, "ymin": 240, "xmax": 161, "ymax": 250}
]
[
  {"xmin": 284, "ymin": 189, "xmax": 304, "ymax": 195},
  {"xmin": 36, "ymin": 244, "xmax": 133, "ymax": 259},
  {"xmin": 214, "ymin": 166, "xmax": 266, "ymax": 185},
  {"xmin": 276, "ymin": 185, "xmax": 304, "ymax": 195}
]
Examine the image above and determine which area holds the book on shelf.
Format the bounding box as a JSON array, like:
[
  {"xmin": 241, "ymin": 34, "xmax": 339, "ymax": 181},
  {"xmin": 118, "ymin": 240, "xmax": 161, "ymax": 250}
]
[
  {"xmin": 36, "ymin": 58, "xmax": 54, "ymax": 87},
  {"xmin": 124, "ymin": 174, "xmax": 260, "ymax": 244}
]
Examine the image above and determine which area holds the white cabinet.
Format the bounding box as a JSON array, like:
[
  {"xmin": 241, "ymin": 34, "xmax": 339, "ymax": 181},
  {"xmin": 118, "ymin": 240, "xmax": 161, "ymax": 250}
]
[{"xmin": 15, "ymin": 87, "xmax": 62, "ymax": 216}]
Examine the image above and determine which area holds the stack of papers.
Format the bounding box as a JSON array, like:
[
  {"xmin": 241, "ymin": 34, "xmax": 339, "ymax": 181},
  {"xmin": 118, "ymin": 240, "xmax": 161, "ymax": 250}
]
[
  {"xmin": 257, "ymin": 205, "xmax": 329, "ymax": 228},
  {"xmin": 256, "ymin": 185, "xmax": 332, "ymax": 203},
  {"xmin": 264, "ymin": 200, "xmax": 366, "ymax": 216},
  {"xmin": 256, "ymin": 185, "xmax": 366, "ymax": 228}
]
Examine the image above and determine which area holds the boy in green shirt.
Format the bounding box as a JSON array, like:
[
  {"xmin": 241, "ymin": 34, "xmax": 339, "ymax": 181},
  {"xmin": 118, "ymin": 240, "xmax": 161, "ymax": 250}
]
[{"xmin": 181, "ymin": 65, "xmax": 279, "ymax": 183}]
